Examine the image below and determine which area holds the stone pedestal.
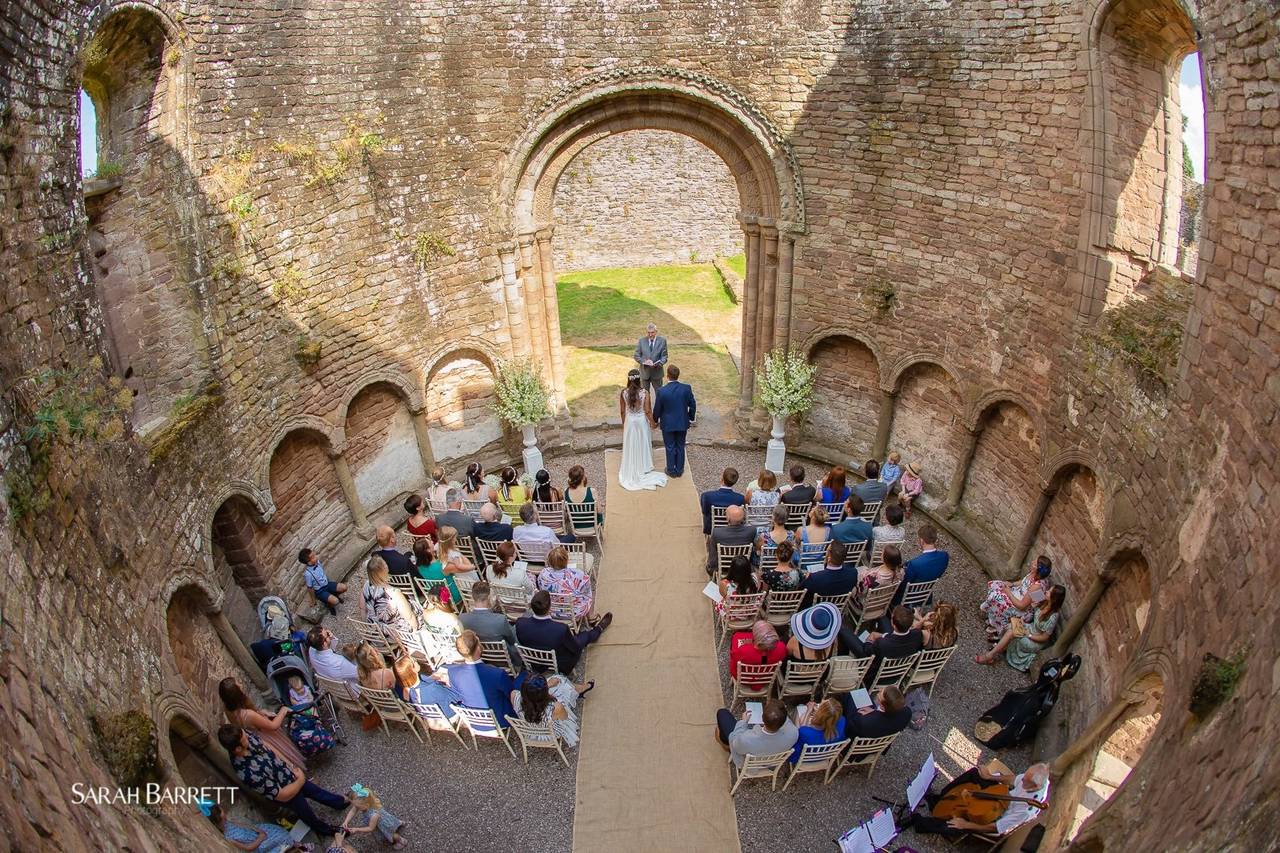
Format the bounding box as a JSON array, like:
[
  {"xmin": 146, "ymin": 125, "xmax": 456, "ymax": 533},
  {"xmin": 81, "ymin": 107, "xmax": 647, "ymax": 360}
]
[
  {"xmin": 765, "ymin": 414, "xmax": 787, "ymax": 474},
  {"xmin": 521, "ymin": 423, "xmax": 544, "ymax": 473}
]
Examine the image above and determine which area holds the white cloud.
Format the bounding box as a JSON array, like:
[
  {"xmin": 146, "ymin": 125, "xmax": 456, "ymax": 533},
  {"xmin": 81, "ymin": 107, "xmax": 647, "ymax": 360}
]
[{"xmin": 1180, "ymin": 81, "xmax": 1206, "ymax": 182}]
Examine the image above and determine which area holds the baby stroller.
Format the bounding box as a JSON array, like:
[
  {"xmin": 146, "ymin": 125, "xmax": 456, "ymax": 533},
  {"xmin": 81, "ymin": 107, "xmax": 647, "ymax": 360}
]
[
  {"xmin": 974, "ymin": 653, "xmax": 1081, "ymax": 750},
  {"xmin": 257, "ymin": 596, "xmax": 347, "ymax": 744}
]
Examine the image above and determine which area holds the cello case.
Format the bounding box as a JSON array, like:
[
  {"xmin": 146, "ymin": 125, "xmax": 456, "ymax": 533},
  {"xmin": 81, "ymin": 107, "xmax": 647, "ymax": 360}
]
[{"xmin": 974, "ymin": 653, "xmax": 1081, "ymax": 750}]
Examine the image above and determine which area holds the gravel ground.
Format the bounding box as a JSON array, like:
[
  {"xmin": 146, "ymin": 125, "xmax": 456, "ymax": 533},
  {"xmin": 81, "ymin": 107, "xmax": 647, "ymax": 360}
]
[{"xmin": 297, "ymin": 444, "xmax": 1031, "ymax": 853}]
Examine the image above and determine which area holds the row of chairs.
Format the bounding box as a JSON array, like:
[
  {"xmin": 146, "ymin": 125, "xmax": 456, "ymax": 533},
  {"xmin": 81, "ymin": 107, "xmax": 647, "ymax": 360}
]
[
  {"xmin": 317, "ymin": 674, "xmax": 570, "ymax": 765},
  {"xmin": 718, "ymin": 535, "xmax": 906, "ymax": 578},
  {"xmin": 424, "ymin": 497, "xmax": 606, "ymax": 548},
  {"xmin": 730, "ymin": 730, "xmax": 901, "ymax": 793},
  {"xmin": 729, "ymin": 646, "xmax": 958, "ymax": 709},
  {"xmin": 711, "ymin": 499, "xmax": 883, "ymax": 531}
]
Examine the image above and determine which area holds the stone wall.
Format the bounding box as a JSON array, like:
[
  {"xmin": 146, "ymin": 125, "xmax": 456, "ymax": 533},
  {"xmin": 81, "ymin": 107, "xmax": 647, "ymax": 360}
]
[
  {"xmin": 552, "ymin": 130, "xmax": 742, "ymax": 271},
  {"xmin": 956, "ymin": 403, "xmax": 1043, "ymax": 561},
  {"xmin": 0, "ymin": 0, "xmax": 1275, "ymax": 850},
  {"xmin": 803, "ymin": 336, "xmax": 880, "ymax": 462}
]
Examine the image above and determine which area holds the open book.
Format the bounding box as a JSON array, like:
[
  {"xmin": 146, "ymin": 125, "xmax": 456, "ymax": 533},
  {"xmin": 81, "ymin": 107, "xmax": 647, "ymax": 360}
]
[{"xmin": 702, "ymin": 581, "xmax": 723, "ymax": 603}]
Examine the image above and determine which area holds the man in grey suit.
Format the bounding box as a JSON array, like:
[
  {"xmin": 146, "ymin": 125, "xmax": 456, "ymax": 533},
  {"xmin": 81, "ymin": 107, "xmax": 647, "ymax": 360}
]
[
  {"xmin": 634, "ymin": 322, "xmax": 668, "ymax": 396},
  {"xmin": 458, "ymin": 582, "xmax": 521, "ymax": 669}
]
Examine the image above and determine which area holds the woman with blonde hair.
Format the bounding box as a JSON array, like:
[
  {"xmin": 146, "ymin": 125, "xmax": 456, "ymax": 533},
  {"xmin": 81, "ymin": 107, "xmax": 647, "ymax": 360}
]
[
  {"xmin": 790, "ymin": 697, "xmax": 847, "ymax": 762},
  {"xmin": 919, "ymin": 601, "xmax": 959, "ymax": 649},
  {"xmin": 363, "ymin": 556, "xmax": 417, "ymax": 635},
  {"xmin": 434, "ymin": 525, "xmax": 477, "ymax": 603},
  {"xmin": 355, "ymin": 642, "xmax": 395, "ymax": 691},
  {"xmin": 798, "ymin": 505, "xmax": 831, "ymax": 568},
  {"xmin": 426, "ymin": 465, "xmax": 451, "ymax": 507}
]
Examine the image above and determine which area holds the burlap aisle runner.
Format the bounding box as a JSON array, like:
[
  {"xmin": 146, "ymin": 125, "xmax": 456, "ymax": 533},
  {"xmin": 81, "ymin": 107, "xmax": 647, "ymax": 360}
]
[{"xmin": 570, "ymin": 450, "xmax": 741, "ymax": 853}]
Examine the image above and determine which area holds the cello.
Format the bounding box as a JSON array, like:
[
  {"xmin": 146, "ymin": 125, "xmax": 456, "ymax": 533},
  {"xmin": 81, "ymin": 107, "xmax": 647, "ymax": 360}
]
[{"xmin": 930, "ymin": 780, "xmax": 1047, "ymax": 825}]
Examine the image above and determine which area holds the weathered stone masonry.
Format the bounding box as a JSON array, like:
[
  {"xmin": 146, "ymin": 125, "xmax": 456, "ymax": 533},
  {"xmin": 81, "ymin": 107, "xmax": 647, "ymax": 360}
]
[{"xmin": 0, "ymin": 1, "xmax": 1276, "ymax": 851}]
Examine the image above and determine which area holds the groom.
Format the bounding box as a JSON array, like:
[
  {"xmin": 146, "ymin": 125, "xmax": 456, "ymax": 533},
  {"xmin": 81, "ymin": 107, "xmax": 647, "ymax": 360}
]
[{"xmin": 652, "ymin": 364, "xmax": 696, "ymax": 478}]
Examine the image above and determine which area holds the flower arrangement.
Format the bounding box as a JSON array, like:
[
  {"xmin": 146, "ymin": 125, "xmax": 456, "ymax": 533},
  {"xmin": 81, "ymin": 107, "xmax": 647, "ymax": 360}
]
[
  {"xmin": 491, "ymin": 359, "xmax": 551, "ymax": 426},
  {"xmin": 756, "ymin": 348, "xmax": 816, "ymax": 417}
]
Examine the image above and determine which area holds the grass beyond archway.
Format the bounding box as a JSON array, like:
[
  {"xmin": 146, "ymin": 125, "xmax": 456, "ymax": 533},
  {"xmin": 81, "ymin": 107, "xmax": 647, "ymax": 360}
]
[{"xmin": 557, "ymin": 262, "xmax": 742, "ymax": 424}]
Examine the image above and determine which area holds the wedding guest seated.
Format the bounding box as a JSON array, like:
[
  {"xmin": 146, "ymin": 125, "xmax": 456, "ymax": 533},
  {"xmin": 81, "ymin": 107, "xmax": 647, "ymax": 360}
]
[
  {"xmin": 355, "ymin": 641, "xmax": 396, "ymax": 692},
  {"xmin": 473, "ymin": 502, "xmax": 514, "ymax": 546},
  {"xmin": 437, "ymin": 525, "xmax": 479, "ymax": 601},
  {"xmin": 434, "ymin": 489, "xmax": 475, "ymax": 540},
  {"xmin": 897, "ymin": 524, "xmax": 949, "ymax": 605},
  {"xmin": 420, "ymin": 588, "xmax": 464, "ymax": 649},
  {"xmin": 306, "ymin": 626, "xmax": 360, "ymax": 692},
  {"xmin": 439, "ymin": 630, "xmax": 516, "ymax": 728},
  {"xmin": 858, "ymin": 544, "xmax": 904, "ymax": 591},
  {"xmin": 537, "ymin": 546, "xmax": 593, "ymax": 619},
  {"xmin": 461, "ymin": 462, "xmax": 487, "ymax": 502},
  {"xmin": 716, "ymin": 555, "xmax": 762, "ymax": 618},
  {"xmin": 411, "ymin": 537, "xmax": 459, "ymax": 609},
  {"xmin": 515, "ymin": 590, "xmax": 612, "ymax": 674},
  {"xmin": 494, "ymin": 466, "xmax": 527, "ymax": 506},
  {"xmin": 916, "ymin": 601, "xmax": 959, "ymax": 649},
  {"xmin": 902, "ymin": 761, "xmax": 1050, "ymax": 839},
  {"xmin": 791, "ymin": 697, "xmax": 847, "ymax": 762},
  {"xmin": 714, "ymin": 698, "xmax": 799, "ymax": 769},
  {"xmin": 460, "ymin": 581, "xmax": 518, "ymax": 644},
  {"xmin": 841, "ymin": 685, "xmax": 911, "ymax": 739},
  {"xmin": 745, "ymin": 469, "xmax": 781, "ymax": 507},
  {"xmin": 797, "ymin": 506, "xmax": 831, "ymax": 564},
  {"xmin": 403, "ymin": 494, "xmax": 437, "ymax": 541},
  {"xmin": 977, "ymin": 585, "xmax": 1065, "ymax": 671},
  {"xmin": 218, "ymin": 725, "xmax": 349, "ymax": 837},
  {"xmin": 761, "ymin": 541, "xmax": 801, "ymax": 591},
  {"xmin": 700, "ymin": 467, "xmax": 745, "ymax": 535},
  {"xmin": 531, "ymin": 468, "xmax": 562, "ymax": 504},
  {"xmin": 780, "ymin": 464, "xmax": 816, "ymax": 506},
  {"xmin": 392, "ymin": 654, "xmax": 460, "ymax": 726},
  {"xmin": 729, "ymin": 620, "xmax": 787, "ymax": 685},
  {"xmin": 871, "ymin": 502, "xmax": 907, "ymax": 551},
  {"xmin": 818, "ymin": 465, "xmax": 851, "ymax": 505},
  {"xmin": 426, "ymin": 465, "xmax": 451, "ymax": 508},
  {"xmin": 756, "ymin": 504, "xmax": 793, "ymax": 554},
  {"xmin": 564, "ymin": 465, "xmax": 603, "ymax": 532},
  {"xmin": 204, "ymin": 801, "xmax": 293, "ymax": 853},
  {"xmin": 879, "ymin": 451, "xmax": 903, "ymax": 490},
  {"xmin": 981, "ymin": 555, "xmax": 1052, "ymax": 640},
  {"xmin": 898, "ymin": 462, "xmax": 924, "ymax": 516},
  {"xmin": 363, "ymin": 557, "xmax": 418, "ymax": 635},
  {"xmin": 831, "ymin": 495, "xmax": 872, "ymax": 553},
  {"xmin": 854, "ymin": 459, "xmax": 889, "ymax": 504},
  {"xmin": 800, "ymin": 541, "xmax": 858, "ymax": 607},
  {"xmin": 511, "ymin": 673, "xmax": 593, "ymax": 748},
  {"xmin": 513, "ymin": 502, "xmax": 575, "ymax": 547},
  {"xmin": 844, "ymin": 606, "xmax": 924, "ymax": 678},
  {"xmin": 300, "ymin": 547, "xmax": 347, "ymax": 616},
  {"xmin": 787, "ymin": 602, "xmax": 841, "ymax": 664},
  {"xmin": 708, "ymin": 504, "xmax": 756, "ymax": 575},
  {"xmin": 489, "ymin": 541, "xmax": 537, "ymax": 595},
  {"xmin": 373, "ymin": 525, "xmax": 413, "ymax": 577}
]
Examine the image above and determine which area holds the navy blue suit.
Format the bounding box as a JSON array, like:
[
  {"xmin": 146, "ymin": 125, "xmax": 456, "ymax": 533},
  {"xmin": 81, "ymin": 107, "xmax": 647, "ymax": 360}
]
[
  {"xmin": 699, "ymin": 487, "xmax": 746, "ymax": 535},
  {"xmin": 443, "ymin": 660, "xmax": 515, "ymax": 728},
  {"xmin": 652, "ymin": 381, "xmax": 697, "ymax": 477},
  {"xmin": 895, "ymin": 548, "xmax": 951, "ymax": 606}
]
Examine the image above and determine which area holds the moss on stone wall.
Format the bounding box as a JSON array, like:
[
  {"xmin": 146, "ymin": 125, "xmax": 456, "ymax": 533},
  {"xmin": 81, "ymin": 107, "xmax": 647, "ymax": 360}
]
[
  {"xmin": 145, "ymin": 380, "xmax": 222, "ymax": 463},
  {"xmin": 1085, "ymin": 269, "xmax": 1194, "ymax": 393},
  {"xmin": 90, "ymin": 710, "xmax": 160, "ymax": 790}
]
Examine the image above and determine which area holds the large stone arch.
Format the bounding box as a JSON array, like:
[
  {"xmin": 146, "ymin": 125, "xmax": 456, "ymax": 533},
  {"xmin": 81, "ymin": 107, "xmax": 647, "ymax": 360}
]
[
  {"xmin": 343, "ymin": 379, "xmax": 429, "ymax": 517},
  {"xmin": 498, "ymin": 66, "xmax": 805, "ymax": 413},
  {"xmin": 163, "ymin": 583, "xmax": 243, "ymax": 724},
  {"xmin": 1029, "ymin": 460, "xmax": 1109, "ymax": 608},
  {"xmin": 423, "ymin": 344, "xmax": 505, "ymax": 465}
]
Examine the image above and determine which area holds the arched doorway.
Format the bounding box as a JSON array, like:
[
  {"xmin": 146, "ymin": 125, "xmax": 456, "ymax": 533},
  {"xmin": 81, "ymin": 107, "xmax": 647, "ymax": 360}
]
[{"xmin": 500, "ymin": 67, "xmax": 805, "ymax": 418}]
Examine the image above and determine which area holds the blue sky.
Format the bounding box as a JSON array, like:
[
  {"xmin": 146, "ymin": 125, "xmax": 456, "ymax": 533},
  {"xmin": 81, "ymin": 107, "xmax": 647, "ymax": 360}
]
[
  {"xmin": 80, "ymin": 89, "xmax": 97, "ymax": 177},
  {"xmin": 1180, "ymin": 54, "xmax": 1206, "ymax": 182}
]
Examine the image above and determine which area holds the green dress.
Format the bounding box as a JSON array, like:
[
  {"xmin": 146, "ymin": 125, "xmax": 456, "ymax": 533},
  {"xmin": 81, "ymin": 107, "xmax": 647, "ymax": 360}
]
[
  {"xmin": 1005, "ymin": 610, "xmax": 1059, "ymax": 672},
  {"xmin": 417, "ymin": 558, "xmax": 457, "ymax": 602}
]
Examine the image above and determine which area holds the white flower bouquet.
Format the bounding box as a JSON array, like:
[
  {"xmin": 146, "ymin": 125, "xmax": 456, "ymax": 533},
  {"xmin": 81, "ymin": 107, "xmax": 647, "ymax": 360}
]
[
  {"xmin": 491, "ymin": 359, "xmax": 551, "ymax": 426},
  {"xmin": 756, "ymin": 348, "xmax": 816, "ymax": 417}
]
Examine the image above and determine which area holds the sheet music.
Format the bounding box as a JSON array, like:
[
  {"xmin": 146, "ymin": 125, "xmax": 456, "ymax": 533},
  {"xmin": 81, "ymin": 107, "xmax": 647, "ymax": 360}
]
[
  {"xmin": 745, "ymin": 701, "xmax": 763, "ymax": 725},
  {"xmin": 867, "ymin": 808, "xmax": 896, "ymax": 847},
  {"xmin": 837, "ymin": 809, "xmax": 896, "ymax": 853},
  {"xmin": 850, "ymin": 688, "xmax": 873, "ymax": 710},
  {"xmin": 907, "ymin": 752, "xmax": 937, "ymax": 811},
  {"xmin": 837, "ymin": 824, "xmax": 875, "ymax": 853}
]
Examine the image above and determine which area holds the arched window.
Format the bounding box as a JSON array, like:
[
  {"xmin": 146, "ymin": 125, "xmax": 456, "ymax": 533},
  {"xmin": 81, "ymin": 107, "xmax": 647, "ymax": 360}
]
[
  {"xmin": 79, "ymin": 89, "xmax": 99, "ymax": 179},
  {"xmin": 1176, "ymin": 53, "xmax": 1206, "ymax": 274}
]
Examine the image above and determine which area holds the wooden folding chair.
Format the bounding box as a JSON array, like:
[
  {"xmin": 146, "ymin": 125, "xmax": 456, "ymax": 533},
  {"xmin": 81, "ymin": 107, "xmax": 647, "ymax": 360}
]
[
  {"xmin": 830, "ymin": 732, "xmax": 900, "ymax": 780},
  {"xmin": 798, "ymin": 540, "xmax": 829, "ymax": 569},
  {"xmin": 314, "ymin": 674, "xmax": 371, "ymax": 717},
  {"xmin": 825, "ymin": 655, "xmax": 875, "ymax": 693},
  {"xmin": 762, "ymin": 589, "xmax": 806, "ymax": 628},
  {"xmin": 903, "ymin": 644, "xmax": 958, "ymax": 700},
  {"xmin": 534, "ymin": 501, "xmax": 567, "ymax": 535},
  {"xmin": 783, "ymin": 502, "xmax": 811, "ymax": 529},
  {"xmin": 404, "ymin": 700, "xmax": 468, "ymax": 747},
  {"xmin": 479, "ymin": 640, "xmax": 517, "ymax": 675},
  {"xmin": 474, "ymin": 537, "xmax": 502, "ymax": 570},
  {"xmin": 848, "ymin": 581, "xmax": 900, "ymax": 628},
  {"xmin": 358, "ymin": 687, "xmax": 427, "ymax": 743},
  {"xmin": 759, "ymin": 544, "xmax": 779, "ymax": 573},
  {"xmin": 388, "ymin": 574, "xmax": 418, "ymax": 604},
  {"xmin": 716, "ymin": 542, "xmax": 754, "ymax": 577},
  {"xmin": 840, "ymin": 540, "xmax": 868, "ymax": 567},
  {"xmin": 812, "ymin": 590, "xmax": 853, "ymax": 612},
  {"xmin": 566, "ymin": 500, "xmax": 605, "ymax": 548},
  {"xmin": 515, "ymin": 643, "xmax": 559, "ymax": 673},
  {"xmin": 504, "ymin": 715, "xmax": 570, "ymax": 766},
  {"xmin": 347, "ymin": 618, "xmax": 395, "ymax": 657},
  {"xmin": 729, "ymin": 749, "xmax": 794, "ymax": 794},
  {"xmin": 451, "ymin": 705, "xmax": 517, "ymax": 758},
  {"xmin": 710, "ymin": 505, "xmax": 731, "ymax": 530},
  {"xmin": 900, "ymin": 578, "xmax": 939, "ymax": 610},
  {"xmin": 730, "ymin": 661, "xmax": 781, "ymax": 708},
  {"xmin": 547, "ymin": 591, "xmax": 583, "ymax": 629},
  {"xmin": 784, "ymin": 738, "xmax": 851, "ymax": 788},
  {"xmin": 412, "ymin": 576, "xmax": 450, "ymax": 606},
  {"xmin": 859, "ymin": 500, "xmax": 882, "ymax": 523},
  {"xmin": 819, "ymin": 501, "xmax": 846, "ymax": 524},
  {"xmin": 745, "ymin": 504, "xmax": 774, "ymax": 528},
  {"xmin": 775, "ymin": 660, "xmax": 828, "ymax": 702},
  {"xmin": 716, "ymin": 591, "xmax": 766, "ymax": 650},
  {"xmin": 463, "ymin": 499, "xmax": 488, "ymax": 520},
  {"xmin": 515, "ymin": 539, "xmax": 553, "ymax": 566},
  {"xmin": 497, "ymin": 498, "xmax": 525, "ymax": 524},
  {"xmin": 868, "ymin": 652, "xmax": 921, "ymax": 693},
  {"xmin": 492, "ymin": 582, "xmax": 531, "ymax": 620}
]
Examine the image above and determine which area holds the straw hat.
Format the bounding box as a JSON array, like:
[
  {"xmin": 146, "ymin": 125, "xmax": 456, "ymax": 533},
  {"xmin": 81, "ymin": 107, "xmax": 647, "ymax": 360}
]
[
  {"xmin": 790, "ymin": 602, "xmax": 842, "ymax": 648},
  {"xmin": 907, "ymin": 462, "xmax": 921, "ymax": 476}
]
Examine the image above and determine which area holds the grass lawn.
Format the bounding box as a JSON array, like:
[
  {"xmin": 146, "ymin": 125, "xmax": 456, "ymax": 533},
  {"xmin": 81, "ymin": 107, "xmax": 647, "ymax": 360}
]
[
  {"xmin": 557, "ymin": 263, "xmax": 740, "ymax": 348},
  {"xmin": 724, "ymin": 253, "xmax": 746, "ymax": 279},
  {"xmin": 564, "ymin": 343, "xmax": 740, "ymax": 421}
]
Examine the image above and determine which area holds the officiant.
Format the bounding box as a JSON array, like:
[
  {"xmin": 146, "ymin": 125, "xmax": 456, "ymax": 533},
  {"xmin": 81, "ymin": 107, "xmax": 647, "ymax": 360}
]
[{"xmin": 634, "ymin": 323, "xmax": 668, "ymax": 396}]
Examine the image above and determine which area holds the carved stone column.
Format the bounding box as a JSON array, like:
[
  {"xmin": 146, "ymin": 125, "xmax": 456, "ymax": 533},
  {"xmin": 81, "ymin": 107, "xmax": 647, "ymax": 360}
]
[
  {"xmin": 940, "ymin": 426, "xmax": 981, "ymax": 518},
  {"xmin": 497, "ymin": 242, "xmax": 532, "ymax": 360},
  {"xmin": 1006, "ymin": 483, "xmax": 1057, "ymax": 581},
  {"xmin": 872, "ymin": 389, "xmax": 897, "ymax": 461},
  {"xmin": 534, "ymin": 228, "xmax": 567, "ymax": 410},
  {"xmin": 518, "ymin": 234, "xmax": 550, "ymax": 378},
  {"xmin": 329, "ymin": 450, "xmax": 372, "ymax": 538},
  {"xmin": 207, "ymin": 608, "xmax": 270, "ymax": 692},
  {"xmin": 773, "ymin": 231, "xmax": 795, "ymax": 352},
  {"xmin": 409, "ymin": 408, "xmax": 436, "ymax": 477},
  {"xmin": 756, "ymin": 222, "xmax": 779, "ymax": 358},
  {"xmin": 1050, "ymin": 570, "xmax": 1113, "ymax": 658},
  {"xmin": 738, "ymin": 217, "xmax": 762, "ymax": 409}
]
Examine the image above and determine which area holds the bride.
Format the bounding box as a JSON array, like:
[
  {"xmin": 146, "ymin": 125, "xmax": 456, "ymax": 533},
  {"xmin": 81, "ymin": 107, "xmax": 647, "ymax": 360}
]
[{"xmin": 617, "ymin": 369, "xmax": 668, "ymax": 491}]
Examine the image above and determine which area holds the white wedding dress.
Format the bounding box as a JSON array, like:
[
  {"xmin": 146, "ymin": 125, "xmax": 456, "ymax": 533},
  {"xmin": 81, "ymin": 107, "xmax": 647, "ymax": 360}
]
[{"xmin": 617, "ymin": 388, "xmax": 668, "ymax": 491}]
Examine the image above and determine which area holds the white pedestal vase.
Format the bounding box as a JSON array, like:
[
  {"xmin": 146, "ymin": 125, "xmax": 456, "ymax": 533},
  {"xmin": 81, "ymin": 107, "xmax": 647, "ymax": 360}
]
[
  {"xmin": 521, "ymin": 422, "xmax": 544, "ymax": 473},
  {"xmin": 765, "ymin": 414, "xmax": 787, "ymax": 475}
]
